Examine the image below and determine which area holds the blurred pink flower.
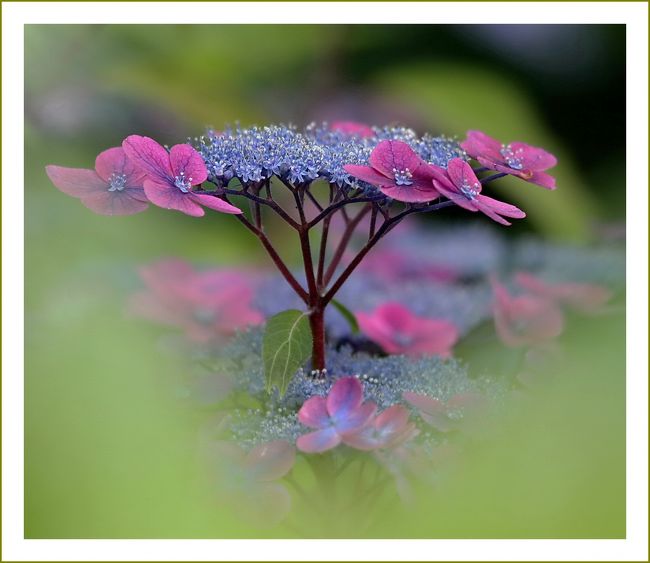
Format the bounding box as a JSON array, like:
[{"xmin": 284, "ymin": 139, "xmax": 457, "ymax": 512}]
[
  {"xmin": 46, "ymin": 147, "xmax": 149, "ymax": 215},
  {"xmin": 431, "ymin": 158, "xmax": 526, "ymax": 226},
  {"xmin": 331, "ymin": 120, "xmax": 374, "ymax": 137},
  {"xmin": 344, "ymin": 140, "xmax": 440, "ymax": 202},
  {"xmin": 130, "ymin": 259, "xmax": 264, "ymax": 343},
  {"xmin": 461, "ymin": 130, "xmax": 557, "ymax": 189},
  {"xmin": 296, "ymin": 377, "xmax": 377, "ymax": 453},
  {"xmin": 343, "ymin": 405, "xmax": 418, "ymax": 451},
  {"xmin": 122, "ymin": 135, "xmax": 242, "ymax": 217},
  {"xmin": 357, "ymin": 302, "xmax": 459, "ymax": 357},
  {"xmin": 515, "ymin": 272, "xmax": 611, "ymax": 313},
  {"xmin": 492, "ymin": 278, "xmax": 564, "ymax": 348},
  {"xmin": 403, "ymin": 391, "xmax": 483, "ymax": 432},
  {"xmin": 207, "ymin": 440, "xmax": 295, "ymax": 526}
]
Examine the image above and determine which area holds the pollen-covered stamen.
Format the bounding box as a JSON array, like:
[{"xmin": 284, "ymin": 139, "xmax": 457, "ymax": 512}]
[
  {"xmin": 174, "ymin": 171, "xmax": 193, "ymax": 193},
  {"xmin": 392, "ymin": 167, "xmax": 414, "ymax": 186},
  {"xmin": 500, "ymin": 144, "xmax": 524, "ymax": 170},
  {"xmin": 460, "ymin": 179, "xmax": 481, "ymax": 200},
  {"xmin": 107, "ymin": 173, "xmax": 127, "ymax": 192}
]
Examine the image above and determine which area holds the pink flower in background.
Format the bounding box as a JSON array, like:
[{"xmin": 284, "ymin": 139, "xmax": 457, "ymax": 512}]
[
  {"xmin": 122, "ymin": 135, "xmax": 242, "ymax": 217},
  {"xmin": 344, "ymin": 140, "xmax": 440, "ymax": 202},
  {"xmin": 514, "ymin": 272, "xmax": 611, "ymax": 313},
  {"xmin": 357, "ymin": 302, "xmax": 459, "ymax": 357},
  {"xmin": 296, "ymin": 377, "xmax": 377, "ymax": 453},
  {"xmin": 492, "ymin": 278, "xmax": 564, "ymax": 348},
  {"xmin": 206, "ymin": 440, "xmax": 295, "ymax": 526},
  {"xmin": 343, "ymin": 405, "xmax": 418, "ymax": 451},
  {"xmin": 403, "ymin": 391, "xmax": 483, "ymax": 432},
  {"xmin": 431, "ymin": 158, "xmax": 526, "ymax": 226},
  {"xmin": 130, "ymin": 259, "xmax": 264, "ymax": 343},
  {"xmin": 46, "ymin": 147, "xmax": 149, "ymax": 215},
  {"xmin": 461, "ymin": 130, "xmax": 557, "ymax": 189},
  {"xmin": 331, "ymin": 120, "xmax": 375, "ymax": 138}
]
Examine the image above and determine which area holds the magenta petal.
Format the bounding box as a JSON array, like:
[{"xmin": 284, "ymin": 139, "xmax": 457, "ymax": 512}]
[
  {"xmin": 169, "ymin": 144, "xmax": 208, "ymax": 185},
  {"xmin": 336, "ymin": 401, "xmax": 377, "ymax": 433},
  {"xmin": 122, "ymin": 135, "xmax": 173, "ymax": 184},
  {"xmin": 190, "ymin": 193, "xmax": 242, "ymax": 214},
  {"xmin": 377, "ymin": 182, "xmax": 439, "ymax": 203},
  {"xmin": 296, "ymin": 427, "xmax": 341, "ymax": 453},
  {"xmin": 245, "ymin": 440, "xmax": 295, "ymax": 481},
  {"xmin": 95, "ymin": 146, "xmax": 146, "ymax": 186},
  {"xmin": 343, "ymin": 164, "xmax": 391, "ymax": 187},
  {"xmin": 144, "ymin": 179, "xmax": 205, "ymax": 217},
  {"xmin": 446, "ymin": 158, "xmax": 482, "ymax": 194},
  {"xmin": 476, "ymin": 195, "xmax": 526, "ymax": 218},
  {"xmin": 528, "ymin": 171, "xmax": 557, "ymax": 190},
  {"xmin": 326, "ymin": 377, "xmax": 363, "ymax": 420},
  {"xmin": 510, "ymin": 142, "xmax": 557, "ymax": 171},
  {"xmin": 80, "ymin": 191, "xmax": 149, "ymax": 216},
  {"xmin": 461, "ymin": 130, "xmax": 504, "ymax": 162},
  {"xmin": 369, "ymin": 140, "xmax": 423, "ymax": 178},
  {"xmin": 375, "ymin": 405, "xmax": 410, "ymax": 435},
  {"xmin": 331, "ymin": 121, "xmax": 374, "ymax": 138},
  {"xmin": 298, "ymin": 396, "xmax": 330, "ymax": 429},
  {"xmin": 342, "ymin": 426, "xmax": 379, "ymax": 451},
  {"xmin": 46, "ymin": 165, "xmax": 107, "ymax": 198},
  {"xmin": 432, "ymin": 179, "xmax": 478, "ymax": 212},
  {"xmin": 403, "ymin": 392, "xmax": 445, "ymax": 416}
]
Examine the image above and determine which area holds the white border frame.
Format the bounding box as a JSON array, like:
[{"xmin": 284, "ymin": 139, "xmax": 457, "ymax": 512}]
[{"xmin": 3, "ymin": 2, "xmax": 648, "ymax": 561}]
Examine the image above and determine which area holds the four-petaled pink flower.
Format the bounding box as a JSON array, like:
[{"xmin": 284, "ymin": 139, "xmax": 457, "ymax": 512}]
[
  {"xmin": 461, "ymin": 130, "xmax": 557, "ymax": 189},
  {"xmin": 403, "ymin": 391, "xmax": 482, "ymax": 432},
  {"xmin": 514, "ymin": 272, "xmax": 611, "ymax": 314},
  {"xmin": 331, "ymin": 120, "xmax": 375, "ymax": 138},
  {"xmin": 122, "ymin": 135, "xmax": 242, "ymax": 217},
  {"xmin": 492, "ymin": 278, "xmax": 564, "ymax": 348},
  {"xmin": 206, "ymin": 440, "xmax": 295, "ymax": 526},
  {"xmin": 344, "ymin": 140, "xmax": 440, "ymax": 202},
  {"xmin": 296, "ymin": 377, "xmax": 377, "ymax": 453},
  {"xmin": 431, "ymin": 158, "xmax": 526, "ymax": 226},
  {"xmin": 46, "ymin": 147, "xmax": 149, "ymax": 215},
  {"xmin": 357, "ymin": 302, "xmax": 459, "ymax": 358},
  {"xmin": 343, "ymin": 405, "xmax": 418, "ymax": 451}
]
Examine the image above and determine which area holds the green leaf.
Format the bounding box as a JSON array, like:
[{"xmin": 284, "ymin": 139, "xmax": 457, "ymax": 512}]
[
  {"xmin": 330, "ymin": 299, "xmax": 359, "ymax": 334},
  {"xmin": 263, "ymin": 309, "xmax": 312, "ymax": 396}
]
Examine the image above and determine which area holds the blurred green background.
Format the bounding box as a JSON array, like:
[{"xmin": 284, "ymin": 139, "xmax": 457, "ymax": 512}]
[{"xmin": 25, "ymin": 25, "xmax": 625, "ymax": 538}]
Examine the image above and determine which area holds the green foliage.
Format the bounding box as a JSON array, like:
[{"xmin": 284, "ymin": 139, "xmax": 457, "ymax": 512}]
[
  {"xmin": 262, "ymin": 309, "xmax": 312, "ymax": 396},
  {"xmin": 330, "ymin": 298, "xmax": 360, "ymax": 334}
]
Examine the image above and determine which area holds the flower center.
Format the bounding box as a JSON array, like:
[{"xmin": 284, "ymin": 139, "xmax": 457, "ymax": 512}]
[
  {"xmin": 500, "ymin": 144, "xmax": 524, "ymax": 170},
  {"xmin": 392, "ymin": 167, "xmax": 414, "ymax": 186},
  {"xmin": 107, "ymin": 173, "xmax": 127, "ymax": 192},
  {"xmin": 460, "ymin": 180, "xmax": 480, "ymax": 200},
  {"xmin": 174, "ymin": 171, "xmax": 193, "ymax": 193}
]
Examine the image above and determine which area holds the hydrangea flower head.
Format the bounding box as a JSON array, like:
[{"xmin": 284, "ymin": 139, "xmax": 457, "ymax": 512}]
[
  {"xmin": 46, "ymin": 147, "xmax": 149, "ymax": 215},
  {"xmin": 461, "ymin": 130, "xmax": 557, "ymax": 189},
  {"xmin": 344, "ymin": 140, "xmax": 441, "ymax": 202},
  {"xmin": 431, "ymin": 158, "xmax": 526, "ymax": 226},
  {"xmin": 343, "ymin": 405, "xmax": 418, "ymax": 451},
  {"xmin": 296, "ymin": 376, "xmax": 377, "ymax": 453},
  {"xmin": 122, "ymin": 135, "xmax": 242, "ymax": 217},
  {"xmin": 357, "ymin": 302, "xmax": 459, "ymax": 357},
  {"xmin": 492, "ymin": 278, "xmax": 564, "ymax": 348}
]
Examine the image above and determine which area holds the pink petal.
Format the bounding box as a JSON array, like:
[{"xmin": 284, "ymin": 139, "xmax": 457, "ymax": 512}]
[
  {"xmin": 331, "ymin": 121, "xmax": 374, "ymax": 137},
  {"xmin": 298, "ymin": 396, "xmax": 330, "ymax": 429},
  {"xmin": 460, "ymin": 130, "xmax": 504, "ymax": 162},
  {"xmin": 190, "ymin": 193, "xmax": 243, "ymax": 215},
  {"xmin": 432, "ymin": 178, "xmax": 479, "ymax": 212},
  {"xmin": 446, "ymin": 158, "xmax": 482, "ymax": 194},
  {"xmin": 94, "ymin": 146, "xmax": 146, "ymax": 186},
  {"xmin": 169, "ymin": 144, "xmax": 208, "ymax": 185},
  {"xmin": 377, "ymin": 302, "xmax": 414, "ymax": 332},
  {"xmin": 528, "ymin": 171, "xmax": 557, "ymax": 190},
  {"xmin": 45, "ymin": 165, "xmax": 107, "ymax": 198},
  {"xmin": 476, "ymin": 195, "xmax": 526, "ymax": 218},
  {"xmin": 245, "ymin": 440, "xmax": 295, "ymax": 481},
  {"xmin": 335, "ymin": 401, "xmax": 377, "ymax": 433},
  {"xmin": 403, "ymin": 392, "xmax": 446, "ymax": 416},
  {"xmin": 343, "ymin": 164, "xmax": 391, "ymax": 187},
  {"xmin": 144, "ymin": 179, "xmax": 205, "ymax": 217},
  {"xmin": 509, "ymin": 142, "xmax": 557, "ymax": 171},
  {"xmin": 377, "ymin": 182, "xmax": 440, "ymax": 203},
  {"xmin": 408, "ymin": 319, "xmax": 459, "ymax": 357},
  {"xmin": 80, "ymin": 191, "xmax": 149, "ymax": 216},
  {"xmin": 369, "ymin": 140, "xmax": 424, "ymax": 179},
  {"xmin": 357, "ymin": 311, "xmax": 400, "ymax": 354},
  {"xmin": 375, "ymin": 405, "xmax": 410, "ymax": 435},
  {"xmin": 296, "ymin": 427, "xmax": 341, "ymax": 453},
  {"xmin": 326, "ymin": 376, "xmax": 363, "ymax": 420},
  {"xmin": 342, "ymin": 427, "xmax": 380, "ymax": 451},
  {"xmin": 122, "ymin": 135, "xmax": 173, "ymax": 184}
]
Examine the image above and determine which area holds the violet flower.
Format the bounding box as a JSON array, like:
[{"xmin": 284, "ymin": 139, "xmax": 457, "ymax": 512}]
[
  {"xmin": 460, "ymin": 130, "xmax": 557, "ymax": 189},
  {"xmin": 343, "ymin": 405, "xmax": 418, "ymax": 451},
  {"xmin": 356, "ymin": 302, "xmax": 459, "ymax": 358},
  {"xmin": 344, "ymin": 140, "xmax": 440, "ymax": 202},
  {"xmin": 296, "ymin": 377, "xmax": 377, "ymax": 453},
  {"xmin": 122, "ymin": 135, "xmax": 242, "ymax": 217},
  {"xmin": 46, "ymin": 147, "xmax": 149, "ymax": 215},
  {"xmin": 431, "ymin": 158, "xmax": 526, "ymax": 226}
]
